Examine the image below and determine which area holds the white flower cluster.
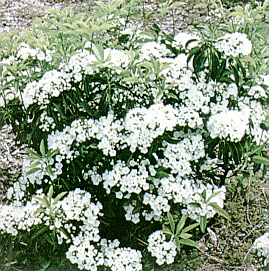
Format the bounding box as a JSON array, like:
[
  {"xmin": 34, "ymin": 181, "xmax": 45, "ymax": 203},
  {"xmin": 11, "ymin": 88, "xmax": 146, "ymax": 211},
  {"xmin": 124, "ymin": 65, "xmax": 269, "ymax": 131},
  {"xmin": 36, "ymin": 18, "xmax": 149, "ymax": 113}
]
[
  {"xmin": 1, "ymin": 187, "xmax": 142, "ymax": 270},
  {"xmin": 124, "ymin": 203, "xmax": 141, "ymax": 224},
  {"xmin": 122, "ymin": 103, "xmax": 182, "ymax": 153},
  {"xmin": 100, "ymin": 159, "xmax": 150, "ymax": 195},
  {"xmin": 248, "ymin": 85, "xmax": 267, "ymax": 99},
  {"xmin": 67, "ymin": 238, "xmax": 143, "ymax": 271},
  {"xmin": 47, "ymin": 102, "xmax": 190, "ymax": 159},
  {"xmin": 160, "ymin": 133, "xmax": 205, "ymax": 176},
  {"xmin": 48, "ymin": 188, "xmax": 102, "ymax": 248},
  {"xmin": 1, "ymin": 188, "xmax": 102, "ymax": 243},
  {"xmin": 215, "ymin": 32, "xmax": 252, "ymax": 57},
  {"xmin": 0, "ymin": 197, "xmax": 42, "ymax": 236},
  {"xmin": 147, "ymin": 230, "xmax": 177, "ymax": 265},
  {"xmin": 16, "ymin": 42, "xmax": 52, "ymax": 62},
  {"xmin": 47, "ymin": 112, "xmax": 121, "ymax": 158},
  {"xmin": 143, "ymin": 192, "xmax": 170, "ymax": 221},
  {"xmin": 0, "ymin": 187, "xmax": 108, "ymax": 270},
  {"xmin": 59, "ymin": 188, "xmax": 102, "ymax": 238},
  {"xmin": 181, "ymin": 183, "xmax": 226, "ymax": 221},
  {"xmin": 207, "ymin": 108, "xmax": 250, "ymax": 141},
  {"xmin": 62, "ymin": 49, "xmax": 98, "ymax": 77},
  {"xmin": 100, "ymin": 239, "xmax": 143, "ymax": 271},
  {"xmin": 67, "ymin": 240, "xmax": 102, "ymax": 271},
  {"xmin": 143, "ymin": 175, "xmax": 226, "ymax": 222},
  {"xmin": 246, "ymin": 100, "xmax": 268, "ymax": 143},
  {"xmin": 139, "ymin": 41, "xmax": 171, "ymax": 61},
  {"xmin": 0, "ymin": 42, "xmax": 54, "ymax": 108},
  {"xmin": 6, "ymin": 155, "xmax": 58, "ymax": 201},
  {"xmin": 17, "ymin": 42, "xmax": 40, "ymax": 60},
  {"xmin": 62, "ymin": 47, "xmax": 131, "ymax": 78},
  {"xmin": 252, "ymin": 232, "xmax": 269, "ymax": 265},
  {"xmin": 39, "ymin": 111, "xmax": 56, "ymax": 132},
  {"xmin": 172, "ymin": 32, "xmax": 200, "ymax": 51},
  {"xmin": 63, "ymin": 189, "xmax": 103, "ymax": 270},
  {"xmin": 21, "ymin": 69, "xmax": 72, "ymax": 108}
]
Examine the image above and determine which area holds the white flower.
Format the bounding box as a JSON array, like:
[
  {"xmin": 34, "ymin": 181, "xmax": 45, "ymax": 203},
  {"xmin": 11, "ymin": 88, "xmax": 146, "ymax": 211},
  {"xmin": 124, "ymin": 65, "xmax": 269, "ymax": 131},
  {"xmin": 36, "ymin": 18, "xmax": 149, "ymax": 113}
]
[
  {"xmin": 207, "ymin": 109, "xmax": 250, "ymax": 141},
  {"xmin": 248, "ymin": 85, "xmax": 267, "ymax": 98},
  {"xmin": 172, "ymin": 32, "xmax": 200, "ymax": 51},
  {"xmin": 215, "ymin": 32, "xmax": 252, "ymax": 57},
  {"xmin": 139, "ymin": 41, "xmax": 170, "ymax": 61},
  {"xmin": 101, "ymin": 239, "xmax": 143, "ymax": 271},
  {"xmin": 147, "ymin": 230, "xmax": 177, "ymax": 265},
  {"xmin": 21, "ymin": 70, "xmax": 72, "ymax": 108}
]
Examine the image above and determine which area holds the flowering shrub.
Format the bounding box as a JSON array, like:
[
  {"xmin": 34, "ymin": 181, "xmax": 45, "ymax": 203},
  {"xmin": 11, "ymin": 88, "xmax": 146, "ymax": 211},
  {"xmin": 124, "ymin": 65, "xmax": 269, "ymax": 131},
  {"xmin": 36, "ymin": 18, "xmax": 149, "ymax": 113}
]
[{"xmin": 0, "ymin": 0, "xmax": 268, "ymax": 269}]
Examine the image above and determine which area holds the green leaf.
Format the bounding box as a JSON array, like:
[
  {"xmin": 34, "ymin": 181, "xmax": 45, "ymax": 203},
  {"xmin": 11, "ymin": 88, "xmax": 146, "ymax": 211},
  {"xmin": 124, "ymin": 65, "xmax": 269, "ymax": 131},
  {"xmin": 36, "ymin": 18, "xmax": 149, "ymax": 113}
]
[
  {"xmin": 181, "ymin": 222, "xmax": 200, "ymax": 233},
  {"xmin": 42, "ymin": 195, "xmax": 51, "ymax": 209},
  {"xmin": 162, "ymin": 133, "xmax": 182, "ymax": 144},
  {"xmin": 206, "ymin": 190, "xmax": 221, "ymax": 203},
  {"xmin": 28, "ymin": 161, "xmax": 42, "ymax": 169},
  {"xmin": 179, "ymin": 238, "xmax": 199, "ymax": 248},
  {"xmin": 40, "ymin": 260, "xmax": 51, "ymax": 270},
  {"xmin": 26, "ymin": 154, "xmax": 42, "ymax": 161},
  {"xmin": 47, "ymin": 149, "xmax": 59, "ymax": 161},
  {"xmin": 92, "ymin": 44, "xmax": 104, "ymax": 62},
  {"xmin": 43, "ymin": 232, "xmax": 56, "ymax": 246},
  {"xmin": 201, "ymin": 189, "xmax": 206, "ymax": 201},
  {"xmin": 200, "ymin": 215, "xmax": 207, "ymax": 233},
  {"xmin": 33, "ymin": 196, "xmax": 50, "ymax": 208},
  {"xmin": 53, "ymin": 192, "xmax": 67, "ymax": 205},
  {"xmin": 27, "ymin": 148, "xmax": 42, "ymax": 159},
  {"xmin": 33, "ymin": 207, "xmax": 46, "ymax": 217},
  {"xmin": 228, "ymin": 11, "xmax": 244, "ymax": 17},
  {"xmin": 175, "ymin": 237, "xmax": 181, "ymax": 252},
  {"xmin": 156, "ymin": 171, "xmax": 170, "ymax": 179},
  {"xmin": 48, "ymin": 186, "xmax": 53, "ymax": 202},
  {"xmin": 32, "ymin": 226, "xmax": 49, "ymax": 239},
  {"xmin": 175, "ymin": 214, "xmax": 187, "ymax": 235},
  {"xmin": 40, "ymin": 139, "xmax": 46, "ymax": 157},
  {"xmin": 179, "ymin": 232, "xmax": 192, "ymax": 239},
  {"xmin": 252, "ymin": 155, "xmax": 269, "ymax": 165},
  {"xmin": 89, "ymin": 143, "xmax": 98, "ymax": 149},
  {"xmin": 52, "ymin": 103, "xmax": 67, "ymax": 120},
  {"xmin": 195, "ymin": 3, "xmax": 207, "ymax": 9},
  {"xmin": 208, "ymin": 202, "xmax": 231, "ymax": 221},
  {"xmin": 168, "ymin": 212, "xmax": 175, "ymax": 233},
  {"xmin": 228, "ymin": 142, "xmax": 241, "ymax": 165},
  {"xmin": 166, "ymin": 92, "xmax": 179, "ymax": 100},
  {"xmin": 187, "ymin": 46, "xmax": 201, "ymax": 65},
  {"xmin": 162, "ymin": 225, "xmax": 173, "ymax": 236},
  {"xmin": 188, "ymin": 202, "xmax": 201, "ymax": 208},
  {"xmin": 122, "ymin": 77, "xmax": 140, "ymax": 83},
  {"xmin": 26, "ymin": 167, "xmax": 42, "ymax": 176},
  {"xmin": 170, "ymin": 1, "xmax": 186, "ymax": 9},
  {"xmin": 59, "ymin": 227, "xmax": 72, "ymax": 240},
  {"xmin": 45, "ymin": 165, "xmax": 54, "ymax": 176}
]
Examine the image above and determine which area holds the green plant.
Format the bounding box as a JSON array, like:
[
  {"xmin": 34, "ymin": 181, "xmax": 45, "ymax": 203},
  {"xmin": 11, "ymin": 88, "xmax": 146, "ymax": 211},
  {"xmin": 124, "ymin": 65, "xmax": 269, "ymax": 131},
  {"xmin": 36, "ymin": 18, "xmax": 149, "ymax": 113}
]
[
  {"xmin": 162, "ymin": 212, "xmax": 200, "ymax": 251},
  {"xmin": 0, "ymin": 0, "xmax": 268, "ymax": 270},
  {"xmin": 26, "ymin": 139, "xmax": 59, "ymax": 178},
  {"xmin": 189, "ymin": 189, "xmax": 231, "ymax": 233}
]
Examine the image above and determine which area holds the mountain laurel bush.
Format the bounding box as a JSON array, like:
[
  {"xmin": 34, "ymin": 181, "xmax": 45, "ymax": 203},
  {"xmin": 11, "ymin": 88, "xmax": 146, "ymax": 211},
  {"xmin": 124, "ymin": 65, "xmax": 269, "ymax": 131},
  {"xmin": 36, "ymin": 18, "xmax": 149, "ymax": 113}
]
[{"xmin": 0, "ymin": 0, "xmax": 268, "ymax": 269}]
